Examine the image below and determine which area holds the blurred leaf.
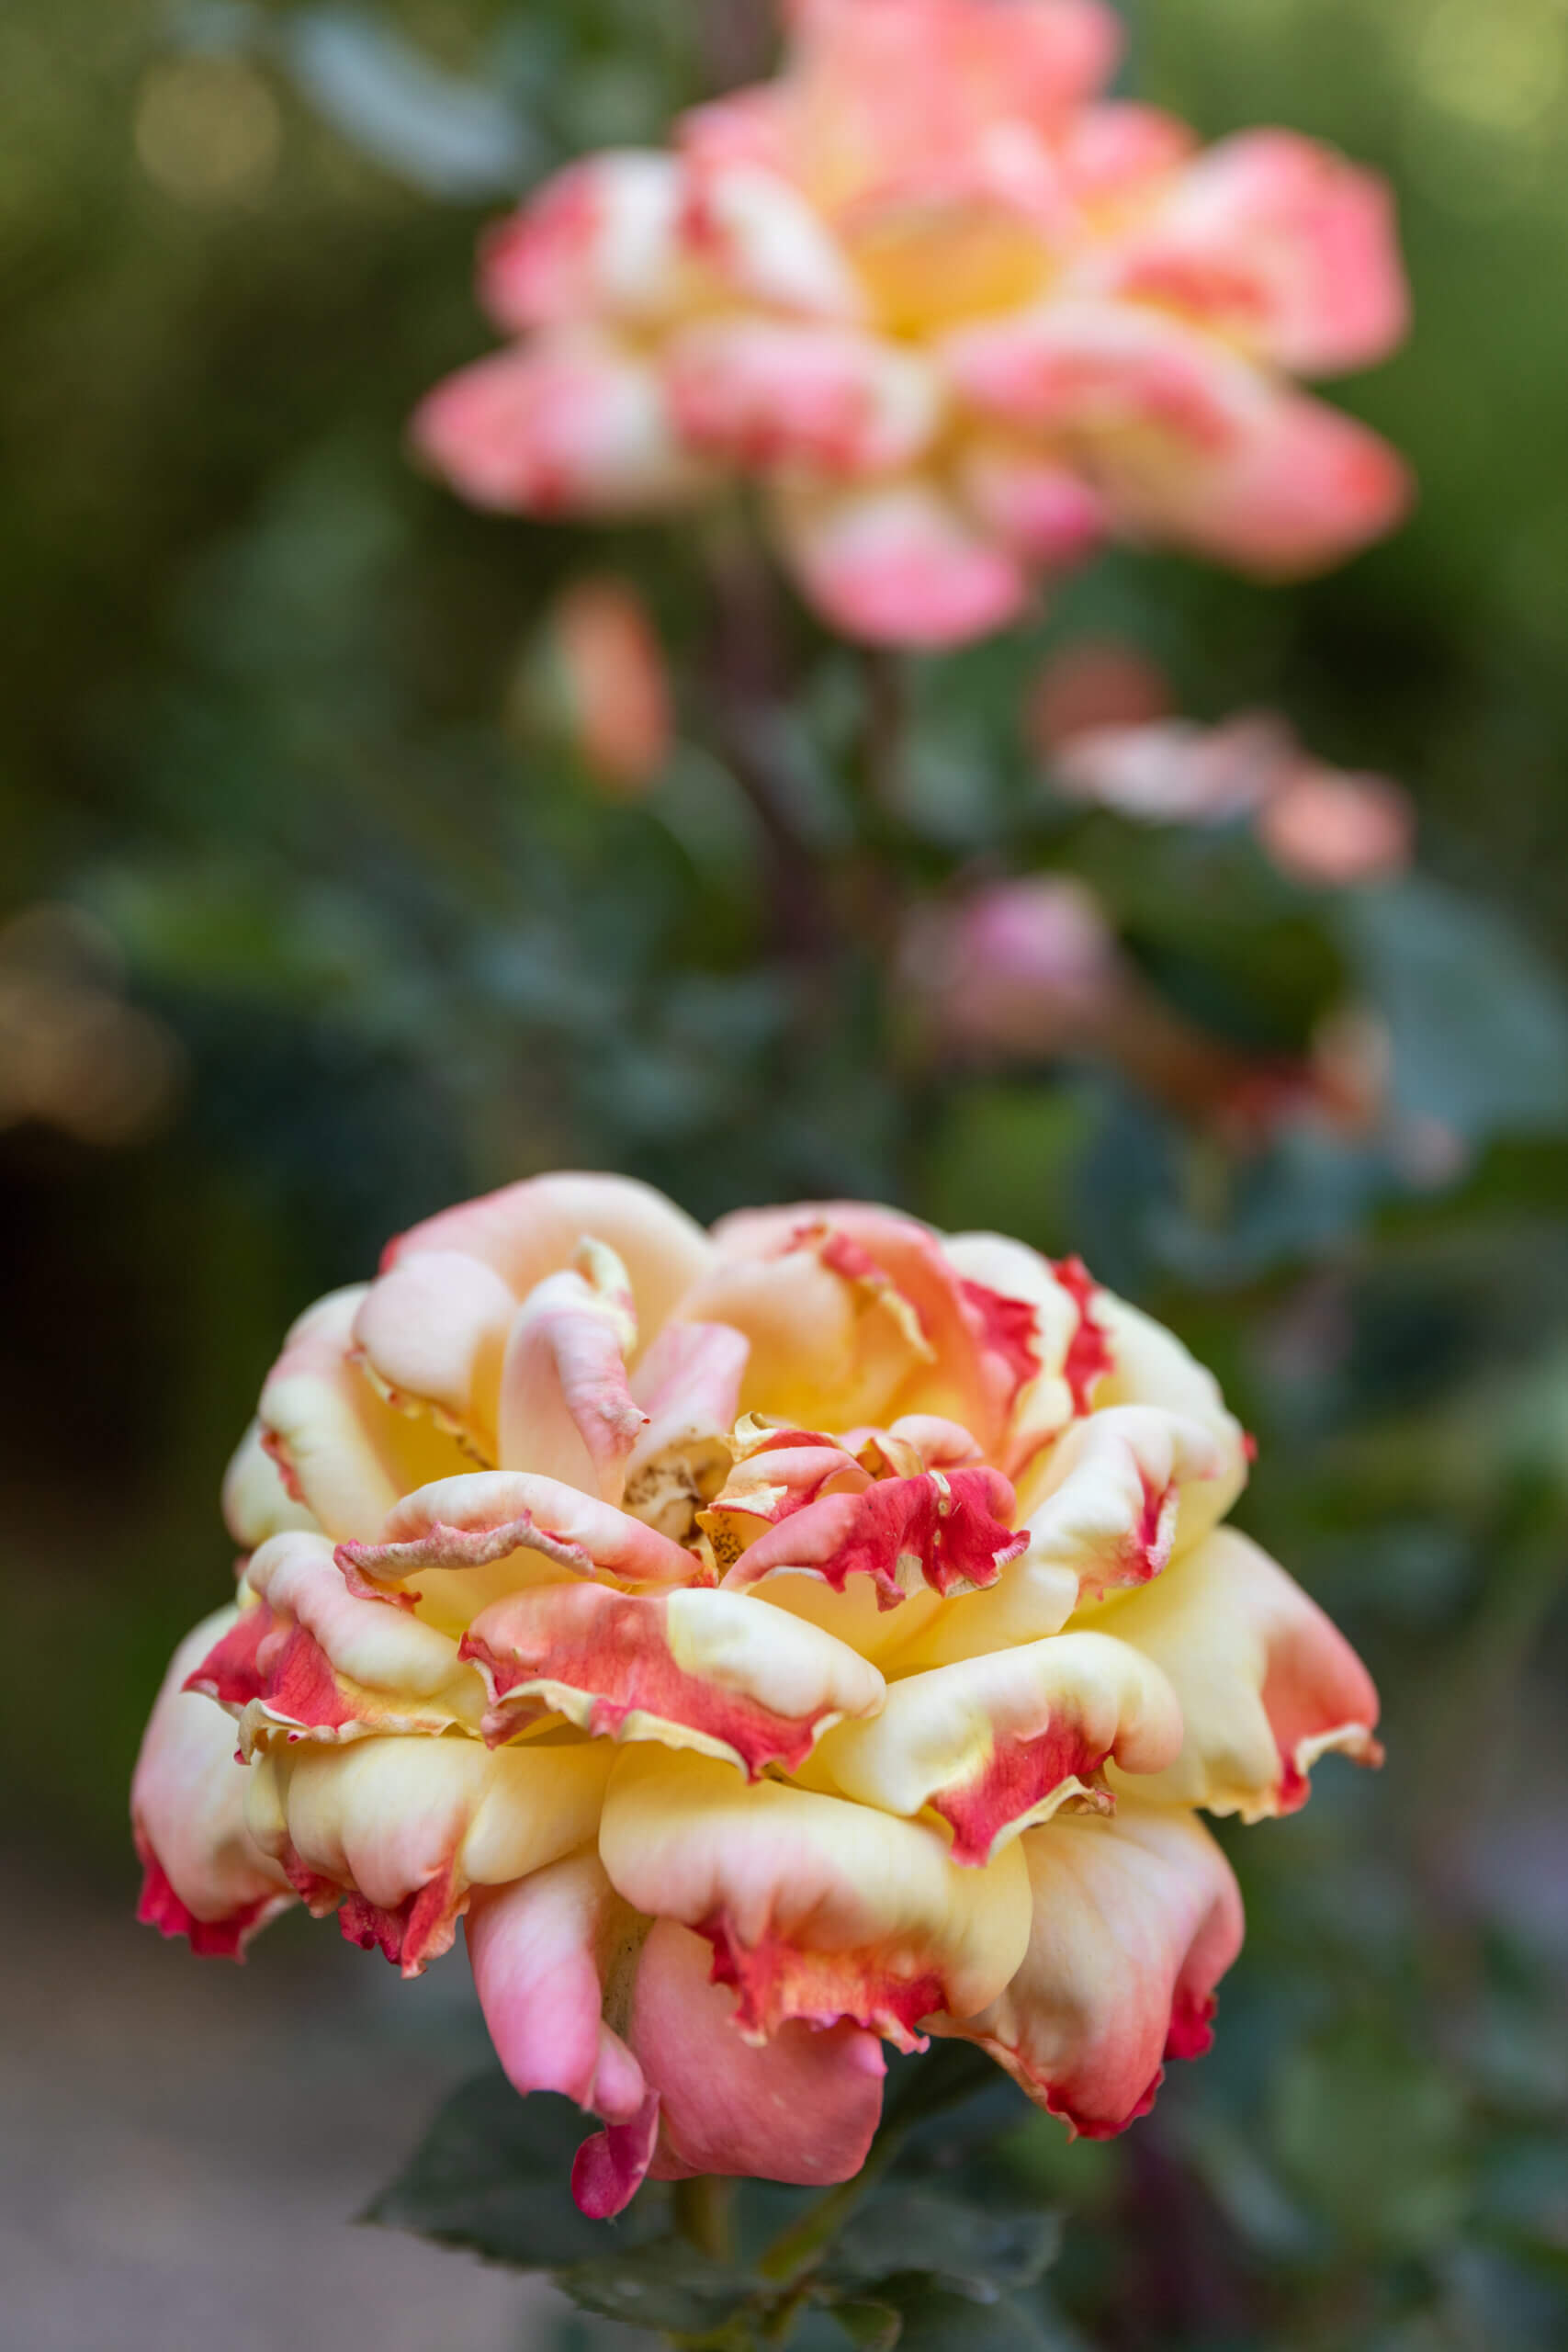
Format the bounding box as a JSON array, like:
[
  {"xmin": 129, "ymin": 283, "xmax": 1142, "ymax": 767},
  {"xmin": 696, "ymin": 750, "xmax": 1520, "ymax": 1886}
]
[
  {"xmin": 823, "ymin": 2187, "xmax": 1061, "ymax": 2299},
  {"xmin": 281, "ymin": 8, "xmax": 536, "ymax": 197},
  {"xmin": 553, "ymin": 2237, "xmax": 759, "ymax": 2335},
  {"xmin": 1270, "ymin": 2024, "xmax": 1469, "ymax": 2256},
  {"xmin": 363, "ymin": 2070, "xmax": 669, "ymax": 2268},
  {"xmin": 872, "ymin": 2281, "xmax": 1063, "ymax": 2351}
]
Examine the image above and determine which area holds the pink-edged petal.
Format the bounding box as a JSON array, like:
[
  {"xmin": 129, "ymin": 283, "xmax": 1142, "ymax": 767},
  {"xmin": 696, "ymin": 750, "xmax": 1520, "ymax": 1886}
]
[
  {"xmin": 221, "ymin": 1419, "xmax": 320, "ymax": 1549},
  {"xmin": 1076, "ymin": 1288, "xmax": 1249, "ymax": 1553},
  {"xmin": 336, "ymin": 1472, "xmax": 705, "ymax": 1638},
  {"xmin": 462, "ymin": 1581, "xmax": 884, "ymax": 1771},
  {"xmin": 1103, "ymin": 129, "xmax": 1408, "ymax": 377},
  {"xmin": 939, "ymin": 1803, "xmax": 1244, "ymax": 2136},
  {"xmin": 382, "ymin": 1171, "xmax": 715, "ymax": 1352},
  {"xmin": 1092, "ymin": 1526, "xmax": 1382, "ymax": 1820},
  {"xmin": 664, "ymin": 319, "xmax": 940, "ymax": 478},
  {"xmin": 940, "ymin": 1233, "xmax": 1111, "ymax": 1478},
  {"xmin": 131, "ymin": 1610, "xmax": 296, "ymax": 1959},
  {"xmin": 621, "ymin": 1320, "xmax": 750, "ymax": 1542},
  {"xmin": 947, "ymin": 297, "xmax": 1254, "ymax": 447},
  {"xmin": 353, "ymin": 1250, "xmax": 516, "ymax": 1466},
  {"xmin": 785, "ymin": 0, "xmax": 1122, "ymax": 210},
  {"xmin": 479, "ymin": 152, "xmax": 691, "ymax": 332},
  {"xmin": 892, "ymin": 1406, "xmax": 1224, "ymax": 1671},
  {"xmin": 726, "ymin": 1465, "xmax": 1024, "ymax": 1611},
  {"xmin": 957, "ymin": 440, "xmax": 1108, "ymax": 569},
  {"xmin": 412, "ymin": 335, "xmax": 710, "ymax": 518},
  {"xmin": 680, "ymin": 161, "xmax": 866, "ymax": 319},
  {"xmin": 1104, "ymin": 384, "xmax": 1412, "ymax": 579},
  {"xmin": 186, "ymin": 1532, "xmax": 482, "ymax": 1758},
  {"xmin": 245, "ymin": 1734, "xmax": 614, "ymax": 1976},
  {"xmin": 257, "ymin": 1288, "xmax": 477, "ymax": 1544},
  {"xmin": 599, "ymin": 1745, "xmax": 1032, "ymax": 2048},
  {"xmin": 497, "ymin": 1244, "xmax": 647, "ymax": 1503},
  {"xmin": 632, "ymin": 1918, "xmax": 886, "ymax": 2185},
  {"xmin": 772, "ymin": 477, "xmax": 1030, "ymax": 649},
  {"xmin": 1062, "ymin": 103, "xmax": 1197, "ymax": 211},
  {"xmin": 815, "ymin": 1630, "xmax": 1180, "ymax": 1865},
  {"xmin": 468, "ymin": 1854, "xmax": 648, "ymax": 2121}
]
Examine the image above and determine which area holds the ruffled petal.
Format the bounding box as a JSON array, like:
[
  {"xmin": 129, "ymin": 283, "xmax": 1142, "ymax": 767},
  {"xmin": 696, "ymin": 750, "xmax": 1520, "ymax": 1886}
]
[
  {"xmin": 381, "ymin": 1171, "xmax": 715, "ymax": 1351},
  {"xmin": 939, "ymin": 1803, "xmax": 1244, "ymax": 2136},
  {"xmin": 1101, "ymin": 128, "xmax": 1408, "ymax": 377},
  {"xmin": 812, "ymin": 1630, "xmax": 1181, "ymax": 1863},
  {"xmin": 336, "ymin": 1469, "xmax": 705, "ymax": 1636},
  {"xmin": 479, "ymin": 152, "xmax": 693, "ymax": 331},
  {"xmin": 771, "ymin": 477, "xmax": 1030, "ymax": 649},
  {"xmin": 599, "ymin": 1746, "xmax": 1032, "ymax": 2048},
  {"xmin": 725, "ymin": 1465, "xmax": 1025, "ymax": 1610},
  {"xmin": 131, "ymin": 1610, "xmax": 296, "ymax": 1958},
  {"xmin": 412, "ymin": 335, "xmax": 711, "ymax": 517},
  {"xmin": 632, "ymin": 1917, "xmax": 886, "ymax": 2185},
  {"xmin": 187, "ymin": 1532, "xmax": 483, "ymax": 1757},
  {"xmin": 1092, "ymin": 1527, "xmax": 1382, "ymax": 1820},
  {"xmin": 221, "ymin": 1419, "xmax": 320, "ymax": 1550},
  {"xmin": 352, "ymin": 1250, "xmax": 517, "ymax": 1465},
  {"xmin": 896, "ymin": 1405, "xmax": 1226, "ymax": 1671},
  {"xmin": 939, "ymin": 1232, "xmax": 1109, "ymax": 1476},
  {"xmin": 245, "ymin": 1735, "xmax": 614, "ymax": 1976},
  {"xmin": 496, "ymin": 1244, "xmax": 647, "ymax": 1502},
  {"xmin": 461, "ymin": 1582, "xmax": 885, "ymax": 1773},
  {"xmin": 663, "ymin": 318, "xmax": 941, "ymax": 477}
]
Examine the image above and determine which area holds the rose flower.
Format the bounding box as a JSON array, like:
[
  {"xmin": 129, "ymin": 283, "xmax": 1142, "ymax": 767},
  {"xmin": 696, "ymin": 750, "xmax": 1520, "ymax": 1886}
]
[
  {"xmin": 134, "ymin": 1176, "xmax": 1381, "ymax": 2213},
  {"xmin": 413, "ymin": 0, "xmax": 1410, "ymax": 646}
]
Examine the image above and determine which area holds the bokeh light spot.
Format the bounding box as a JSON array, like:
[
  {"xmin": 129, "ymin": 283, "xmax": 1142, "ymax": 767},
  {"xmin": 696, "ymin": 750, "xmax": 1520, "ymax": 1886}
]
[{"xmin": 134, "ymin": 53, "xmax": 282, "ymax": 204}]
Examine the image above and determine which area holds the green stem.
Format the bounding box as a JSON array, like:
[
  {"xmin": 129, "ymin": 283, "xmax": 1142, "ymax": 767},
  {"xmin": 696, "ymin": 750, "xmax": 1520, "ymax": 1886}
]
[{"xmin": 674, "ymin": 2173, "xmax": 737, "ymax": 2265}]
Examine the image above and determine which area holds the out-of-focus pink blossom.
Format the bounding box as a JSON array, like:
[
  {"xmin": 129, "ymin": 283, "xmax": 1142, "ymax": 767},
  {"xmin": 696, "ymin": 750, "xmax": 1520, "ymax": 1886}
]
[
  {"xmin": 414, "ymin": 0, "xmax": 1411, "ymax": 647},
  {"xmin": 1055, "ymin": 712, "xmax": 1295, "ymax": 823},
  {"xmin": 904, "ymin": 876, "xmax": 1121, "ymax": 1057},
  {"xmin": 527, "ymin": 578, "xmax": 674, "ymax": 796},
  {"xmin": 1256, "ymin": 764, "xmax": 1415, "ymax": 888}
]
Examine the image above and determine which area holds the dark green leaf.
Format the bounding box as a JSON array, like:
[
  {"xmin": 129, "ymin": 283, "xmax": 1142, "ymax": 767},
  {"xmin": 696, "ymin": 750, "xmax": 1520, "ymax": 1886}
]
[
  {"xmin": 872, "ymin": 2281, "xmax": 1060, "ymax": 2352},
  {"xmin": 825, "ymin": 2187, "xmax": 1061, "ymax": 2298},
  {"xmin": 552, "ymin": 2237, "xmax": 759, "ymax": 2335}
]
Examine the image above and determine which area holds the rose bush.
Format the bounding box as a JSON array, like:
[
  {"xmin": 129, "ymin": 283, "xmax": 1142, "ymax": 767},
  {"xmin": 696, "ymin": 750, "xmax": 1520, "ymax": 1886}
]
[
  {"xmin": 413, "ymin": 0, "xmax": 1411, "ymax": 646},
  {"xmin": 134, "ymin": 1172, "xmax": 1381, "ymax": 2217}
]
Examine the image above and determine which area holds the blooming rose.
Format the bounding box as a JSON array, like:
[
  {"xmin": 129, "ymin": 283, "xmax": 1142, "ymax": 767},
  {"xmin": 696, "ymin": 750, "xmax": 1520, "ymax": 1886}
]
[
  {"xmin": 412, "ymin": 0, "xmax": 1410, "ymax": 647},
  {"xmin": 133, "ymin": 1174, "xmax": 1381, "ymax": 2214}
]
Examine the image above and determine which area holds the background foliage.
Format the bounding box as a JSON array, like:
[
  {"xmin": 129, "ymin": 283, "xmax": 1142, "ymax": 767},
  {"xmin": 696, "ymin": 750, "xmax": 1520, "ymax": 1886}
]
[{"xmin": 4, "ymin": 2, "xmax": 1567, "ymax": 2346}]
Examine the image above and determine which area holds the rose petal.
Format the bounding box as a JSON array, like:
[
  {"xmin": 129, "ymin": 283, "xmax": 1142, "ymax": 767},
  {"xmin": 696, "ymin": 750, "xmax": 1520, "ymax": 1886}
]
[
  {"xmin": 621, "ymin": 1320, "xmax": 750, "ymax": 1542},
  {"xmin": 496, "ymin": 1246, "xmax": 647, "ymax": 1503},
  {"xmin": 664, "ymin": 318, "xmax": 940, "ymax": 477},
  {"xmin": 939, "ymin": 1803, "xmax": 1244, "ymax": 2135},
  {"xmin": 772, "ymin": 477, "xmax": 1030, "ymax": 649},
  {"xmin": 725, "ymin": 1465, "xmax": 1024, "ymax": 1609},
  {"xmin": 480, "ymin": 153, "xmax": 692, "ymax": 332}
]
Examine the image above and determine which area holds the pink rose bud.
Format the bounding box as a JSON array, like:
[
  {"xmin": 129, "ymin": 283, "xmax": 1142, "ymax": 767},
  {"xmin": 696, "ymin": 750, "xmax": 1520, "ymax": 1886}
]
[
  {"xmin": 905, "ymin": 875, "xmax": 1120, "ymax": 1057},
  {"xmin": 135, "ymin": 1174, "xmax": 1381, "ymax": 2213},
  {"xmin": 414, "ymin": 0, "xmax": 1412, "ymax": 648},
  {"xmin": 523, "ymin": 577, "xmax": 673, "ymax": 796}
]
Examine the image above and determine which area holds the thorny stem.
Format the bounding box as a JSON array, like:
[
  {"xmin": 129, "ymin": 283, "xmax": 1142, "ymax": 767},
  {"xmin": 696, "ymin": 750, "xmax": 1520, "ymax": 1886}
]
[{"xmin": 674, "ymin": 2173, "xmax": 737, "ymax": 2265}]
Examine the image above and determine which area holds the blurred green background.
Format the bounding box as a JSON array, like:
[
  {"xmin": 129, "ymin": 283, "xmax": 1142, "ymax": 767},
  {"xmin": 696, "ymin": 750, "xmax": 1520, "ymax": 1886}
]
[{"xmin": 3, "ymin": 3, "xmax": 1566, "ymax": 2347}]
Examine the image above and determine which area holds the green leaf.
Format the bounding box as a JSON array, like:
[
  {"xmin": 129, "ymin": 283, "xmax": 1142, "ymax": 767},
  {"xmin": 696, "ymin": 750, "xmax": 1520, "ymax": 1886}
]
[
  {"xmin": 363, "ymin": 2070, "xmax": 669, "ymax": 2270},
  {"xmin": 824, "ymin": 2296, "xmax": 904, "ymax": 2350},
  {"xmin": 872, "ymin": 2280, "xmax": 1061, "ymax": 2352},
  {"xmin": 552, "ymin": 2237, "xmax": 760, "ymax": 2335},
  {"xmin": 826, "ymin": 2188, "xmax": 1060, "ymax": 2300}
]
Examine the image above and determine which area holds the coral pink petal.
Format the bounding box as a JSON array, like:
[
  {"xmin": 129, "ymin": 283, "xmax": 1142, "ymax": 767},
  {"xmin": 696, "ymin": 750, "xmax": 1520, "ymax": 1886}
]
[
  {"xmin": 726, "ymin": 1466, "xmax": 1024, "ymax": 1607},
  {"xmin": 572, "ymin": 2092, "xmax": 663, "ymax": 2220},
  {"xmin": 774, "ymin": 479, "xmax": 1029, "ymax": 649},
  {"xmin": 467, "ymin": 1858, "xmax": 647, "ymax": 2121}
]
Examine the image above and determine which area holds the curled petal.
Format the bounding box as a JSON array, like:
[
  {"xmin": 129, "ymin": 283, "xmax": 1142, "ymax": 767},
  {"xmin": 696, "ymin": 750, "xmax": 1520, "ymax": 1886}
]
[
  {"xmin": 187, "ymin": 1532, "xmax": 482, "ymax": 1757},
  {"xmin": 726, "ymin": 1466, "xmax": 1025, "ymax": 1610},
  {"xmin": 940, "ymin": 1804, "xmax": 1244, "ymax": 2136},
  {"xmin": 1095, "ymin": 1527, "xmax": 1382, "ymax": 1820},
  {"xmin": 222, "ymin": 1419, "xmax": 320, "ymax": 1550},
  {"xmin": 245, "ymin": 1736, "xmax": 615, "ymax": 1976},
  {"xmin": 1103, "ymin": 129, "xmax": 1408, "ymax": 377},
  {"xmin": 941, "ymin": 1232, "xmax": 1107, "ymax": 1477},
  {"xmin": 258, "ymin": 1288, "xmax": 475, "ymax": 1544},
  {"xmin": 813, "ymin": 1631, "xmax": 1181, "ymax": 1863},
  {"xmin": 681, "ymin": 161, "xmax": 867, "ymax": 318},
  {"xmin": 622, "ymin": 1320, "xmax": 750, "ymax": 1542},
  {"xmin": 412, "ymin": 336, "xmax": 710, "ymax": 517},
  {"xmin": 701, "ymin": 1430, "xmax": 873, "ymax": 1570},
  {"xmin": 599, "ymin": 1745, "xmax": 1032, "ymax": 2047},
  {"xmin": 633, "ymin": 1918, "xmax": 886, "ymax": 2186},
  {"xmin": 772, "ymin": 477, "xmax": 1029, "ymax": 649},
  {"xmin": 382, "ymin": 1171, "xmax": 714, "ymax": 1349},
  {"xmin": 664, "ymin": 319, "xmax": 941, "ymax": 478},
  {"xmin": 353, "ymin": 1250, "xmax": 517, "ymax": 1465},
  {"xmin": 462, "ymin": 1582, "xmax": 885, "ymax": 1774},
  {"xmin": 468, "ymin": 1853, "xmax": 649, "ymax": 2121},
  {"xmin": 132, "ymin": 1611, "xmax": 296, "ymax": 1958},
  {"xmin": 480, "ymin": 153, "xmax": 691, "ymax": 331},
  {"xmin": 1079, "ymin": 1291, "xmax": 1248, "ymax": 1553},
  {"xmin": 678, "ymin": 1230, "xmax": 928, "ymax": 1432},
  {"xmin": 497, "ymin": 1245, "xmax": 647, "ymax": 1503},
  {"xmin": 338, "ymin": 1472, "xmax": 704, "ymax": 1637}
]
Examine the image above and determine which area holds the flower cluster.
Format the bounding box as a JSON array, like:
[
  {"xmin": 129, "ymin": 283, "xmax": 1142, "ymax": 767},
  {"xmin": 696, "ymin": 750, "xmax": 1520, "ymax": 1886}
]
[
  {"xmin": 414, "ymin": 0, "xmax": 1410, "ymax": 647},
  {"xmin": 134, "ymin": 1173, "xmax": 1381, "ymax": 2214}
]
